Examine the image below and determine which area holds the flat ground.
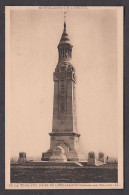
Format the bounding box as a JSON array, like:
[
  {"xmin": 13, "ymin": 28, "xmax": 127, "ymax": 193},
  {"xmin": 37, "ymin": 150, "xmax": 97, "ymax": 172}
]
[{"xmin": 11, "ymin": 164, "xmax": 118, "ymax": 183}]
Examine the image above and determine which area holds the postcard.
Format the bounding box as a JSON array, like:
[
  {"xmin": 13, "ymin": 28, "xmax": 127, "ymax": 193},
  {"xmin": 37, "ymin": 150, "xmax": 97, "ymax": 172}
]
[{"xmin": 5, "ymin": 6, "xmax": 123, "ymax": 189}]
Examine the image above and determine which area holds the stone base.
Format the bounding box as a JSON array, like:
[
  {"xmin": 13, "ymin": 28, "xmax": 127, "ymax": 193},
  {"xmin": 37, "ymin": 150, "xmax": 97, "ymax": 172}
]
[
  {"xmin": 67, "ymin": 150, "xmax": 86, "ymax": 162},
  {"xmin": 49, "ymin": 154, "xmax": 67, "ymax": 162},
  {"xmin": 41, "ymin": 150, "xmax": 53, "ymax": 161},
  {"xmin": 42, "ymin": 149, "xmax": 86, "ymax": 162}
]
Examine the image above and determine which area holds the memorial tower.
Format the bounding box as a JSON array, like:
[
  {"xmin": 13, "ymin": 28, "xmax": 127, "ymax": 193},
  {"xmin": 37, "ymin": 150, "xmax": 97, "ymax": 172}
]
[{"xmin": 41, "ymin": 16, "xmax": 85, "ymax": 162}]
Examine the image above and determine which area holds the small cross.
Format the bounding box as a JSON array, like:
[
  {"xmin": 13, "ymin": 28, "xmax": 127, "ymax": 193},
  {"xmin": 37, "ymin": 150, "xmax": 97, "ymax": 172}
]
[{"xmin": 64, "ymin": 12, "xmax": 67, "ymax": 22}]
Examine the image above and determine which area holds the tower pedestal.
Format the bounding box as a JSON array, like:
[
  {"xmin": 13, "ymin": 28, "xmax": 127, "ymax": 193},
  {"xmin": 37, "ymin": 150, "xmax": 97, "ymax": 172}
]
[{"xmin": 42, "ymin": 132, "xmax": 85, "ymax": 162}]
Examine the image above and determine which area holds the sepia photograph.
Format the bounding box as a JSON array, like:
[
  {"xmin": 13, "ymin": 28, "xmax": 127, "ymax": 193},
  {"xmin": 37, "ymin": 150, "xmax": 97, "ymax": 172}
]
[{"xmin": 5, "ymin": 6, "xmax": 123, "ymax": 189}]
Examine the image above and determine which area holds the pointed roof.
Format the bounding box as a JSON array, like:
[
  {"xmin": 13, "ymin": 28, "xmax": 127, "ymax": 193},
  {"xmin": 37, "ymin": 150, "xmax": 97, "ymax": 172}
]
[{"xmin": 58, "ymin": 21, "xmax": 72, "ymax": 46}]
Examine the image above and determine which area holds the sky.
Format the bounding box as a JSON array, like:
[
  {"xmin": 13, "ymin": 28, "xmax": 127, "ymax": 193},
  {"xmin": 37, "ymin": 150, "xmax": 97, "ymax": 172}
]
[{"xmin": 6, "ymin": 7, "xmax": 123, "ymax": 159}]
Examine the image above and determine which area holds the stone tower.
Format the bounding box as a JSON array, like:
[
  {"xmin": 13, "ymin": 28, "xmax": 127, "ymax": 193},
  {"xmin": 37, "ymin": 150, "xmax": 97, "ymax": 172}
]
[{"xmin": 41, "ymin": 20, "xmax": 85, "ymax": 162}]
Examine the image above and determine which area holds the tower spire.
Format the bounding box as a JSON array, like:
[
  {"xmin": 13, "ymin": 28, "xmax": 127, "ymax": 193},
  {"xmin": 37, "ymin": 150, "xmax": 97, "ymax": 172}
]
[{"xmin": 58, "ymin": 12, "xmax": 73, "ymax": 62}]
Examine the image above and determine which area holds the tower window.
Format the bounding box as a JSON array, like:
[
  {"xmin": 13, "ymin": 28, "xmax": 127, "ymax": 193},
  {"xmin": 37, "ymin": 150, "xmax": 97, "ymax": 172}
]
[
  {"xmin": 65, "ymin": 48, "xmax": 67, "ymax": 58},
  {"xmin": 61, "ymin": 49, "xmax": 63, "ymax": 58},
  {"xmin": 61, "ymin": 84, "xmax": 65, "ymax": 94},
  {"xmin": 61, "ymin": 67, "xmax": 65, "ymax": 71},
  {"xmin": 68, "ymin": 49, "xmax": 69, "ymax": 57},
  {"xmin": 60, "ymin": 100, "xmax": 65, "ymax": 110}
]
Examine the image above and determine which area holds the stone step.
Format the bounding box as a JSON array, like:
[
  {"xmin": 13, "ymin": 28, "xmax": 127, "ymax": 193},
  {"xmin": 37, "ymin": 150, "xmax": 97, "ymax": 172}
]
[{"xmin": 18, "ymin": 161, "xmax": 83, "ymax": 167}]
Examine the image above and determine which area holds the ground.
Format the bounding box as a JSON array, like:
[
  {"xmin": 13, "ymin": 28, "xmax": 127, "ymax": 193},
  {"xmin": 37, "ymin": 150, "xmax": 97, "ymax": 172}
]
[{"xmin": 11, "ymin": 164, "xmax": 118, "ymax": 183}]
